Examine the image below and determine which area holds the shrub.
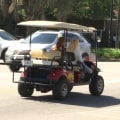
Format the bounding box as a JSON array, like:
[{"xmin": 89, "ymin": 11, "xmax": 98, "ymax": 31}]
[{"xmin": 97, "ymin": 48, "xmax": 120, "ymax": 59}]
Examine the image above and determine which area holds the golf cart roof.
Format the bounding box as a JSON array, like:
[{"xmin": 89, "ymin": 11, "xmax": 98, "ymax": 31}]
[{"xmin": 17, "ymin": 20, "xmax": 96, "ymax": 32}]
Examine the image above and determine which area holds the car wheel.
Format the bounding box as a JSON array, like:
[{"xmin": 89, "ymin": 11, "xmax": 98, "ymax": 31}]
[
  {"xmin": 9, "ymin": 64, "xmax": 21, "ymax": 72},
  {"xmin": 18, "ymin": 83, "xmax": 34, "ymax": 97},
  {"xmin": 52, "ymin": 78, "xmax": 69, "ymax": 100},
  {"xmin": 89, "ymin": 75, "xmax": 104, "ymax": 96},
  {"xmin": 2, "ymin": 49, "xmax": 7, "ymax": 63}
]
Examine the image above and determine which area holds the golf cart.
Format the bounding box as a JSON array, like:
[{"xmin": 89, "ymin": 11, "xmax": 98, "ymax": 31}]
[{"xmin": 12, "ymin": 21, "xmax": 104, "ymax": 100}]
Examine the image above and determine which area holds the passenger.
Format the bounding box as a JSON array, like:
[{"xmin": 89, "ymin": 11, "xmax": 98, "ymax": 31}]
[
  {"xmin": 56, "ymin": 36, "xmax": 65, "ymax": 52},
  {"xmin": 67, "ymin": 38, "xmax": 93, "ymax": 74},
  {"xmin": 56, "ymin": 36, "xmax": 65, "ymax": 65},
  {"xmin": 67, "ymin": 38, "xmax": 83, "ymax": 63}
]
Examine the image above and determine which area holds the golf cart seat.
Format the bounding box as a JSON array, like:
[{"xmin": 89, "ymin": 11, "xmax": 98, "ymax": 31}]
[{"xmin": 30, "ymin": 49, "xmax": 62, "ymax": 66}]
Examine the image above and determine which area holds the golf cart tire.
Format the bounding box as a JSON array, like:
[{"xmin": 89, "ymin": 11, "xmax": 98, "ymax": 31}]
[
  {"xmin": 9, "ymin": 64, "xmax": 21, "ymax": 72},
  {"xmin": 18, "ymin": 83, "xmax": 34, "ymax": 97},
  {"xmin": 52, "ymin": 78, "xmax": 69, "ymax": 100},
  {"xmin": 68, "ymin": 84, "xmax": 73, "ymax": 92},
  {"xmin": 89, "ymin": 75, "xmax": 104, "ymax": 96},
  {"xmin": 2, "ymin": 49, "xmax": 7, "ymax": 63}
]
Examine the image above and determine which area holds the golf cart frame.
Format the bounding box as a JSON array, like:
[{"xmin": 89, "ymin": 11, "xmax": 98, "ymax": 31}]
[{"xmin": 12, "ymin": 20, "xmax": 104, "ymax": 100}]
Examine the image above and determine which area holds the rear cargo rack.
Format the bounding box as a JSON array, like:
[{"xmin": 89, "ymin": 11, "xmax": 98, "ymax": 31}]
[{"xmin": 12, "ymin": 55, "xmax": 62, "ymax": 85}]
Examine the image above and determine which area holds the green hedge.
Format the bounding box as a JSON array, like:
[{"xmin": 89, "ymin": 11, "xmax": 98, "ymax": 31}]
[{"xmin": 97, "ymin": 48, "xmax": 120, "ymax": 59}]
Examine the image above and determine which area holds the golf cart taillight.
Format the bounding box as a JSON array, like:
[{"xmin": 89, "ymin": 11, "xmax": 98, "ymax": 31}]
[
  {"xmin": 47, "ymin": 72, "xmax": 56, "ymax": 80},
  {"xmin": 52, "ymin": 72, "xmax": 56, "ymax": 77},
  {"xmin": 51, "ymin": 44, "xmax": 57, "ymax": 50}
]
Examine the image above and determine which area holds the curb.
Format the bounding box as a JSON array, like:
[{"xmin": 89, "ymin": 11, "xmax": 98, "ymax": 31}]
[{"xmin": 98, "ymin": 58, "xmax": 120, "ymax": 62}]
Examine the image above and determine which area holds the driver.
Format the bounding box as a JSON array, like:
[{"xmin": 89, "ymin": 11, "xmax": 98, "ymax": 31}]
[{"xmin": 82, "ymin": 53, "xmax": 96, "ymax": 71}]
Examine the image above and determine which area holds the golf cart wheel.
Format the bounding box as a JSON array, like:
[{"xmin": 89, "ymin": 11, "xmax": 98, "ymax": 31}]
[
  {"xmin": 18, "ymin": 83, "xmax": 34, "ymax": 97},
  {"xmin": 1, "ymin": 49, "xmax": 7, "ymax": 63},
  {"xmin": 89, "ymin": 75, "xmax": 104, "ymax": 96},
  {"xmin": 9, "ymin": 64, "xmax": 21, "ymax": 72},
  {"xmin": 52, "ymin": 78, "xmax": 69, "ymax": 100},
  {"xmin": 69, "ymin": 84, "xmax": 73, "ymax": 92}
]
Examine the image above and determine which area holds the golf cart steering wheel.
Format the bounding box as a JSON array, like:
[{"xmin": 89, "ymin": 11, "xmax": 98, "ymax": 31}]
[{"xmin": 65, "ymin": 61, "xmax": 73, "ymax": 71}]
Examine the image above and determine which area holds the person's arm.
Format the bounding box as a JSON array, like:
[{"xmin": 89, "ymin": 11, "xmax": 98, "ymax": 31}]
[{"xmin": 76, "ymin": 46, "xmax": 83, "ymax": 62}]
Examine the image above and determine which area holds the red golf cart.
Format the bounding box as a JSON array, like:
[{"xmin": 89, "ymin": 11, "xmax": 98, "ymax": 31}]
[{"xmin": 12, "ymin": 21, "xmax": 104, "ymax": 100}]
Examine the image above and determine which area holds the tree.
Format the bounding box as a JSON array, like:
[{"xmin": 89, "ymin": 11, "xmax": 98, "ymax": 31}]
[
  {"xmin": 115, "ymin": 0, "xmax": 120, "ymax": 48},
  {"xmin": 22, "ymin": 0, "xmax": 47, "ymax": 20},
  {"xmin": 0, "ymin": 0, "xmax": 120, "ymax": 39},
  {"xmin": 72, "ymin": 0, "xmax": 119, "ymax": 20},
  {"xmin": 0, "ymin": 0, "xmax": 12, "ymax": 25},
  {"xmin": 54, "ymin": 0, "xmax": 74, "ymax": 21},
  {"xmin": 0, "ymin": 0, "xmax": 16, "ymax": 32}
]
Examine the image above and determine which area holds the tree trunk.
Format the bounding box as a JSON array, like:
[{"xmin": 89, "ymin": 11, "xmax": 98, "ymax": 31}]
[{"xmin": 115, "ymin": 0, "xmax": 120, "ymax": 48}]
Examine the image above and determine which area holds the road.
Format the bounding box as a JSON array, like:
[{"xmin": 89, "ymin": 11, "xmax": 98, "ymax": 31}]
[{"xmin": 0, "ymin": 61, "xmax": 120, "ymax": 120}]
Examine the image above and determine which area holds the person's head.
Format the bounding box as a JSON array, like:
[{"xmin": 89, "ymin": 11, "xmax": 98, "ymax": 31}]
[
  {"xmin": 82, "ymin": 53, "xmax": 90, "ymax": 61},
  {"xmin": 57, "ymin": 36, "xmax": 65, "ymax": 51},
  {"xmin": 67, "ymin": 38, "xmax": 79, "ymax": 52}
]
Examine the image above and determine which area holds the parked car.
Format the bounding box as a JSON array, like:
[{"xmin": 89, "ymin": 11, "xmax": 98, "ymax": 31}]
[
  {"xmin": 5, "ymin": 30, "xmax": 91, "ymax": 72},
  {"xmin": 0, "ymin": 29, "xmax": 19, "ymax": 62}
]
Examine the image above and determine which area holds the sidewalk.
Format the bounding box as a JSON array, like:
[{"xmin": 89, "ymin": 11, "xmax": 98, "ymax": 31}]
[{"xmin": 98, "ymin": 58, "xmax": 120, "ymax": 62}]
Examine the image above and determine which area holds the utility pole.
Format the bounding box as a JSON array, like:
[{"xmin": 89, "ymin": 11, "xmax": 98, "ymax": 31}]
[
  {"xmin": 109, "ymin": 0, "xmax": 114, "ymax": 47},
  {"xmin": 115, "ymin": 0, "xmax": 120, "ymax": 48}
]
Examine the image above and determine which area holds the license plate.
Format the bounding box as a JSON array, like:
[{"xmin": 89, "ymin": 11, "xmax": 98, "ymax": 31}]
[{"xmin": 22, "ymin": 60, "xmax": 33, "ymax": 66}]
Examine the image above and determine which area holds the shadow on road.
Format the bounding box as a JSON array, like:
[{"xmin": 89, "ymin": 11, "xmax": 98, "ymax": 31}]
[
  {"xmin": 23, "ymin": 92, "xmax": 120, "ymax": 108},
  {"xmin": 0, "ymin": 62, "xmax": 5, "ymax": 65}
]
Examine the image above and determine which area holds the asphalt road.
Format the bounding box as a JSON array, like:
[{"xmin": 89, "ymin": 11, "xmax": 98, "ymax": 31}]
[{"xmin": 0, "ymin": 61, "xmax": 120, "ymax": 120}]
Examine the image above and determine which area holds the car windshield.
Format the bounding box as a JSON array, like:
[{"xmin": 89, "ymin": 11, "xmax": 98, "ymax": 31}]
[
  {"xmin": 0, "ymin": 31, "xmax": 16, "ymax": 40},
  {"xmin": 23, "ymin": 32, "xmax": 57, "ymax": 44}
]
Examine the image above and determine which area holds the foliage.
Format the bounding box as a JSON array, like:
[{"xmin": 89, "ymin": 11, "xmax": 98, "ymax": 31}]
[
  {"xmin": 0, "ymin": 0, "xmax": 119, "ymax": 23},
  {"xmin": 97, "ymin": 48, "xmax": 120, "ymax": 59},
  {"xmin": 72, "ymin": 0, "xmax": 119, "ymax": 20},
  {"xmin": 0, "ymin": 0, "xmax": 120, "ymax": 44}
]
